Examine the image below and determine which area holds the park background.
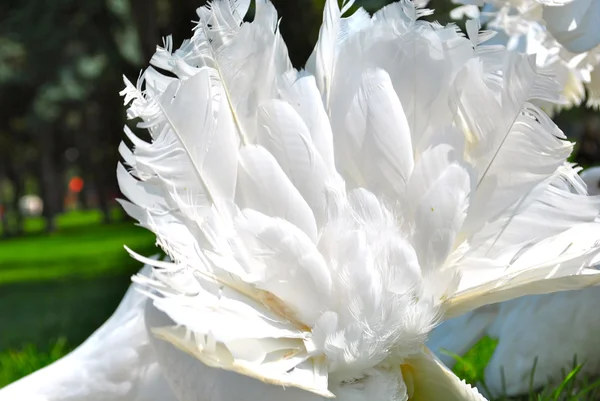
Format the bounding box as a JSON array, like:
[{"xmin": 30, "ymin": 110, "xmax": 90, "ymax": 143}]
[{"xmin": 1, "ymin": 0, "xmax": 600, "ymax": 398}]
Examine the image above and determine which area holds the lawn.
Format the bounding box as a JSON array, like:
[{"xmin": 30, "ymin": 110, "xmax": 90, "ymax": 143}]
[
  {"xmin": 449, "ymin": 338, "xmax": 600, "ymax": 401},
  {"xmin": 0, "ymin": 209, "xmax": 598, "ymax": 400},
  {"xmin": 0, "ymin": 208, "xmax": 157, "ymax": 387}
]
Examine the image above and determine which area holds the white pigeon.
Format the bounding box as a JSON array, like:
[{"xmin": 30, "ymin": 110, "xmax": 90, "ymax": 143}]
[
  {"xmin": 429, "ymin": 165, "xmax": 600, "ymax": 398},
  {"xmin": 5, "ymin": 1, "xmax": 600, "ymax": 400},
  {"xmin": 115, "ymin": 0, "xmax": 600, "ymax": 399},
  {"xmin": 449, "ymin": 0, "xmax": 600, "ymax": 112},
  {"xmin": 0, "ymin": 263, "xmax": 177, "ymax": 401}
]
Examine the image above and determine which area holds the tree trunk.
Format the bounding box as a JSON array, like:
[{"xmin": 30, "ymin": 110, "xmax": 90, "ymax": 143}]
[
  {"xmin": 0, "ymin": 205, "xmax": 8, "ymax": 238},
  {"xmin": 80, "ymin": 99, "xmax": 116, "ymax": 224},
  {"xmin": 129, "ymin": 0, "xmax": 160, "ymax": 63},
  {"xmin": 94, "ymin": 169, "xmax": 112, "ymax": 224},
  {"xmin": 79, "ymin": 180, "xmax": 92, "ymax": 209},
  {"xmin": 0, "ymin": 165, "xmax": 10, "ymax": 237},
  {"xmin": 38, "ymin": 131, "xmax": 60, "ymax": 233},
  {"xmin": 6, "ymin": 164, "xmax": 25, "ymax": 235}
]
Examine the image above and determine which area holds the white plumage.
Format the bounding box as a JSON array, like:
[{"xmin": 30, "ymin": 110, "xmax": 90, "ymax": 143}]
[
  {"xmin": 450, "ymin": 0, "xmax": 600, "ymax": 111},
  {"xmin": 4, "ymin": 1, "xmax": 600, "ymax": 400},
  {"xmin": 429, "ymin": 166, "xmax": 600, "ymax": 397},
  {"xmin": 116, "ymin": 0, "xmax": 600, "ymax": 399}
]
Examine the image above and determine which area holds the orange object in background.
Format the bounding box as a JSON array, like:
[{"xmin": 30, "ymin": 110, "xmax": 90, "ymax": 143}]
[{"xmin": 69, "ymin": 177, "xmax": 84, "ymax": 193}]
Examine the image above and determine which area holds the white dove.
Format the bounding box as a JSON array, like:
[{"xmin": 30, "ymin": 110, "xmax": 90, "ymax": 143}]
[
  {"xmin": 4, "ymin": 0, "xmax": 600, "ymax": 400},
  {"xmin": 115, "ymin": 0, "xmax": 600, "ymax": 399},
  {"xmin": 429, "ymin": 165, "xmax": 600, "ymax": 398}
]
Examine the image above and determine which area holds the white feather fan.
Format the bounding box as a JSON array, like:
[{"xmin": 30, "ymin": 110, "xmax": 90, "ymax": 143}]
[{"xmin": 115, "ymin": 1, "xmax": 600, "ymax": 400}]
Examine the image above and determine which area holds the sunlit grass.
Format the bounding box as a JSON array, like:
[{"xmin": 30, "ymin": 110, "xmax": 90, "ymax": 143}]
[
  {"xmin": 0, "ymin": 338, "xmax": 70, "ymax": 387},
  {"xmin": 450, "ymin": 337, "xmax": 600, "ymax": 401},
  {"xmin": 0, "ymin": 209, "xmax": 155, "ymax": 285},
  {"xmin": 0, "ymin": 207, "xmax": 123, "ymax": 236}
]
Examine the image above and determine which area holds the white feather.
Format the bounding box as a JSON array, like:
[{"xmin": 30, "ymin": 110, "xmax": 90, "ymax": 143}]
[
  {"xmin": 237, "ymin": 145, "xmax": 318, "ymax": 242},
  {"xmin": 277, "ymin": 72, "xmax": 337, "ymax": 176},
  {"xmin": 337, "ymin": 68, "xmax": 414, "ymax": 200},
  {"xmin": 256, "ymin": 99, "xmax": 330, "ymax": 226},
  {"xmin": 407, "ymin": 144, "xmax": 474, "ymax": 274}
]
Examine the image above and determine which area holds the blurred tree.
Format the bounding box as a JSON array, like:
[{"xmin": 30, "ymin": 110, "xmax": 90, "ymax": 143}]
[
  {"xmin": 0, "ymin": 0, "xmax": 597, "ymax": 237},
  {"xmin": 128, "ymin": 0, "xmax": 160, "ymax": 63},
  {"xmin": 0, "ymin": 0, "xmax": 154, "ymax": 231}
]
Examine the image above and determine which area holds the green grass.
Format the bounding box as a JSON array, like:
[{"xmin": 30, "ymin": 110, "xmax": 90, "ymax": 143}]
[
  {"xmin": 0, "ymin": 208, "xmax": 123, "ymax": 236},
  {"xmin": 0, "ymin": 208, "xmax": 157, "ymax": 387},
  {"xmin": 447, "ymin": 337, "xmax": 600, "ymax": 401},
  {"xmin": 450, "ymin": 336, "xmax": 500, "ymax": 385},
  {"xmin": 0, "ymin": 210, "xmax": 155, "ymax": 285},
  {"xmin": 0, "ymin": 338, "xmax": 69, "ymax": 386}
]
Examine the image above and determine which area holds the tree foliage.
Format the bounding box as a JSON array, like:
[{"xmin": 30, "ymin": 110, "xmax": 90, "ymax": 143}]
[{"xmin": 0, "ymin": 0, "xmax": 596, "ymax": 235}]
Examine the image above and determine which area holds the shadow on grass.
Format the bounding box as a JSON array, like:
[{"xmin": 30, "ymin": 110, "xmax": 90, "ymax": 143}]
[
  {"xmin": 0, "ymin": 272, "xmax": 140, "ymax": 352},
  {"xmin": 0, "ymin": 210, "xmax": 158, "ymax": 386},
  {"xmin": 0, "ymin": 268, "xmax": 152, "ymax": 387}
]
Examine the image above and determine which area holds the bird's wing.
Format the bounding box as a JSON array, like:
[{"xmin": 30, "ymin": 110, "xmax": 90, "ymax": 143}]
[
  {"xmin": 144, "ymin": 299, "xmax": 324, "ymax": 401},
  {"xmin": 427, "ymin": 304, "xmax": 499, "ymax": 369},
  {"xmin": 0, "ymin": 264, "xmax": 176, "ymax": 401}
]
